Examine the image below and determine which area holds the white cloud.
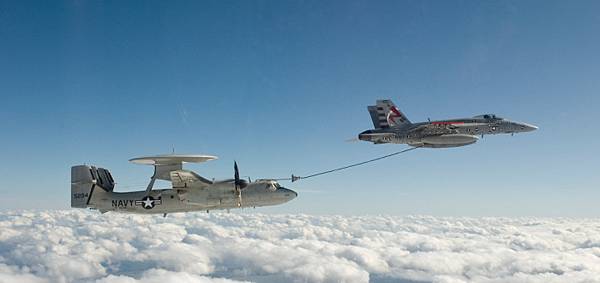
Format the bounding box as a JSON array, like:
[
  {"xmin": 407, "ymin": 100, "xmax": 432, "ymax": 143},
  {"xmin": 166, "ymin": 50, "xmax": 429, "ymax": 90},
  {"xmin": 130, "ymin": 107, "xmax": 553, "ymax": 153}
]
[{"xmin": 1, "ymin": 211, "xmax": 600, "ymax": 283}]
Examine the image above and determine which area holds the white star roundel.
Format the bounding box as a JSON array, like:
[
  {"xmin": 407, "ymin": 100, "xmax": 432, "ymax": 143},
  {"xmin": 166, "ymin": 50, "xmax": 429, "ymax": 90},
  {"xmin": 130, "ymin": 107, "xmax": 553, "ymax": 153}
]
[{"xmin": 135, "ymin": 196, "xmax": 162, "ymax": 209}]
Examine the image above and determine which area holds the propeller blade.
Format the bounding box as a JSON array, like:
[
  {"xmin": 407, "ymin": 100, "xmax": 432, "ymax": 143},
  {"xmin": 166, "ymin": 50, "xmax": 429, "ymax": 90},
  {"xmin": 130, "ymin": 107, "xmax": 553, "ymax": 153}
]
[
  {"xmin": 234, "ymin": 161, "xmax": 240, "ymax": 185},
  {"xmin": 234, "ymin": 161, "xmax": 242, "ymax": 207}
]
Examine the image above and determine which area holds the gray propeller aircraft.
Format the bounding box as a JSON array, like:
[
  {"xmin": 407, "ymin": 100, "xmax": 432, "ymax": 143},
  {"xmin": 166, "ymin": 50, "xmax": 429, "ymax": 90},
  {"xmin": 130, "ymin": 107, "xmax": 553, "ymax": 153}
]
[
  {"xmin": 359, "ymin": 99, "xmax": 537, "ymax": 148},
  {"xmin": 71, "ymin": 155, "xmax": 297, "ymax": 215}
]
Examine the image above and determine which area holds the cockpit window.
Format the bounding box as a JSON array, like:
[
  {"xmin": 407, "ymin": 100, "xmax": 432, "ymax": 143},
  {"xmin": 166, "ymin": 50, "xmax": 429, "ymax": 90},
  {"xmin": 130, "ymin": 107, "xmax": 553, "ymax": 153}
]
[
  {"xmin": 474, "ymin": 114, "xmax": 502, "ymax": 120},
  {"xmin": 264, "ymin": 180, "xmax": 280, "ymax": 191},
  {"xmin": 256, "ymin": 179, "xmax": 281, "ymax": 191}
]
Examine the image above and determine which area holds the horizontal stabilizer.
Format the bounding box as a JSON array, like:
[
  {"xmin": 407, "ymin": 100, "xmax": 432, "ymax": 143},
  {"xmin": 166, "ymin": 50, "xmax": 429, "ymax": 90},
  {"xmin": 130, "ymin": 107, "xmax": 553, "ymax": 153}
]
[{"xmin": 71, "ymin": 165, "xmax": 114, "ymax": 208}]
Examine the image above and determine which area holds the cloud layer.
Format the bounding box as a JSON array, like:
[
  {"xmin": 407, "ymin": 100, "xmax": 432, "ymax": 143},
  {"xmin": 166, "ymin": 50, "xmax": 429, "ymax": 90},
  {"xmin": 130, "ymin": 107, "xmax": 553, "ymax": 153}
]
[{"xmin": 1, "ymin": 210, "xmax": 600, "ymax": 283}]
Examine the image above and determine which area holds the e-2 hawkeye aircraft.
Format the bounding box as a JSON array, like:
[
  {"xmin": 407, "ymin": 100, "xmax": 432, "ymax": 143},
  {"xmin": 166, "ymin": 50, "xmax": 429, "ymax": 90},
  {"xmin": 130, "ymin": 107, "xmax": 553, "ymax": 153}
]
[
  {"xmin": 359, "ymin": 99, "xmax": 538, "ymax": 148},
  {"xmin": 71, "ymin": 155, "xmax": 297, "ymax": 215}
]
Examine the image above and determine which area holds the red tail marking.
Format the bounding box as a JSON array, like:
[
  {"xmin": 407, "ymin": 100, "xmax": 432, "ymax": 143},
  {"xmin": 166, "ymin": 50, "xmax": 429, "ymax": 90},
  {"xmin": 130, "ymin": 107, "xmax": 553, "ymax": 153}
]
[
  {"xmin": 390, "ymin": 106, "xmax": 403, "ymax": 118},
  {"xmin": 387, "ymin": 106, "xmax": 405, "ymax": 126}
]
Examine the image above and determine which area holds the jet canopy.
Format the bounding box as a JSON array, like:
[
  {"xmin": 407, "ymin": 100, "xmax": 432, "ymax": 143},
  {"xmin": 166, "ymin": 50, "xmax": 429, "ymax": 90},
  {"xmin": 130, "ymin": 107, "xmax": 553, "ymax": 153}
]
[{"xmin": 473, "ymin": 114, "xmax": 503, "ymax": 120}]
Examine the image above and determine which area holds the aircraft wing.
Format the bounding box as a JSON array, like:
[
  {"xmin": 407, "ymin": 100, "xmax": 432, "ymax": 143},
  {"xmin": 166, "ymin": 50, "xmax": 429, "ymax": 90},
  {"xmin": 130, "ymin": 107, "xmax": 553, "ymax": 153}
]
[
  {"xmin": 409, "ymin": 124, "xmax": 456, "ymax": 136},
  {"xmin": 409, "ymin": 122, "xmax": 487, "ymax": 136}
]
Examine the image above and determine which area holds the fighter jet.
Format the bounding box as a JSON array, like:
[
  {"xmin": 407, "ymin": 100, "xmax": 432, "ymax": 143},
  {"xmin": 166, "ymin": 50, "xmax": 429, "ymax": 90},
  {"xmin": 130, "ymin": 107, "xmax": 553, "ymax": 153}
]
[
  {"xmin": 71, "ymin": 155, "xmax": 297, "ymax": 215},
  {"xmin": 358, "ymin": 99, "xmax": 537, "ymax": 148}
]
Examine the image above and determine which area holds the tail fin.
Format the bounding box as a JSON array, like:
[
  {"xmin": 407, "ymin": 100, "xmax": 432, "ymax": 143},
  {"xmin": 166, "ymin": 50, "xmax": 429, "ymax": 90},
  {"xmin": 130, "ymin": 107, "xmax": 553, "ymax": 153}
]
[
  {"xmin": 71, "ymin": 165, "xmax": 115, "ymax": 208},
  {"xmin": 367, "ymin": 99, "xmax": 411, "ymax": 129}
]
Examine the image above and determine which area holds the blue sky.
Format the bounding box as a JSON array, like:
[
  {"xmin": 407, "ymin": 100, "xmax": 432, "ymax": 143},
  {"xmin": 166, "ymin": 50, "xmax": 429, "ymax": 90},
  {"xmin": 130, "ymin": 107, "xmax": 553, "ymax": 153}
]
[{"xmin": 1, "ymin": 0, "xmax": 598, "ymax": 216}]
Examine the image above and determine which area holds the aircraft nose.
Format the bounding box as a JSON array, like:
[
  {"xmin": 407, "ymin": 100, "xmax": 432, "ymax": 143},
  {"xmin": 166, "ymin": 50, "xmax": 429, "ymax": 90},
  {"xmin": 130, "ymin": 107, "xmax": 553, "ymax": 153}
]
[
  {"xmin": 522, "ymin": 123, "xmax": 538, "ymax": 132},
  {"xmin": 281, "ymin": 188, "xmax": 297, "ymax": 200}
]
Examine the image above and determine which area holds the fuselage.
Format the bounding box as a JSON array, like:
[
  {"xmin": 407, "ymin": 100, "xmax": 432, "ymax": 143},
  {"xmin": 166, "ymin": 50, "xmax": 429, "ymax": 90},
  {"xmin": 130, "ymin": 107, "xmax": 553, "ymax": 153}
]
[
  {"xmin": 87, "ymin": 180, "xmax": 297, "ymax": 214},
  {"xmin": 359, "ymin": 114, "xmax": 538, "ymax": 148}
]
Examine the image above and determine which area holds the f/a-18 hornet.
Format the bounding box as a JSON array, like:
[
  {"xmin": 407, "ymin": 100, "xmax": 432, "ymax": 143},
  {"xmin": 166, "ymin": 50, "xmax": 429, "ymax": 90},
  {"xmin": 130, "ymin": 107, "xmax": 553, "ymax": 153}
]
[
  {"xmin": 71, "ymin": 155, "xmax": 297, "ymax": 215},
  {"xmin": 359, "ymin": 99, "xmax": 537, "ymax": 148}
]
